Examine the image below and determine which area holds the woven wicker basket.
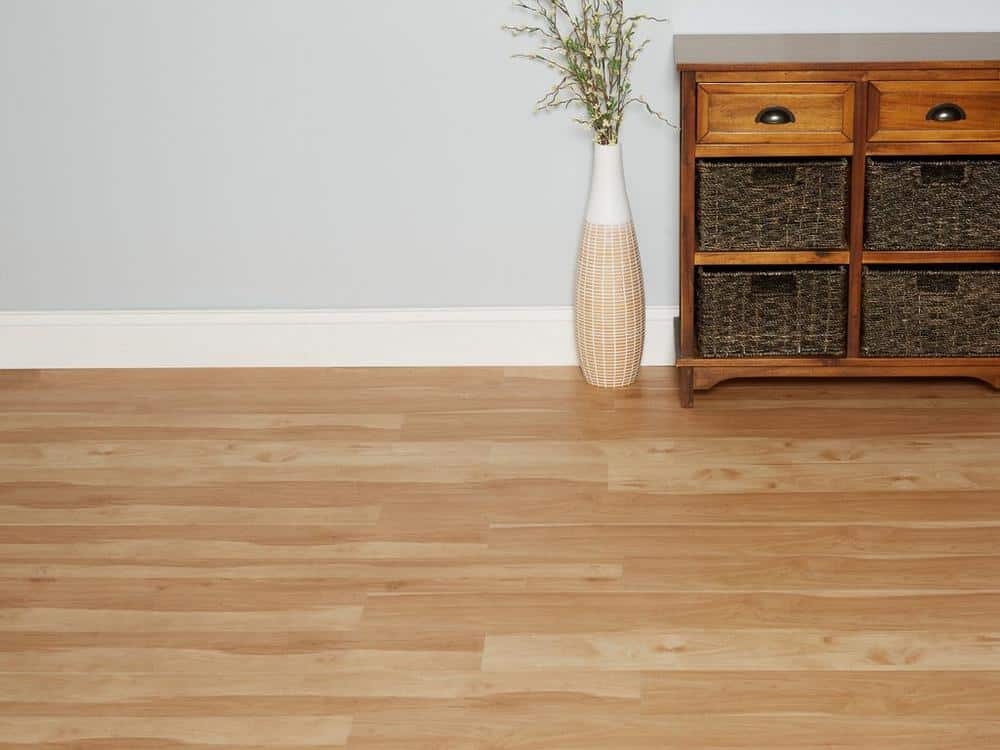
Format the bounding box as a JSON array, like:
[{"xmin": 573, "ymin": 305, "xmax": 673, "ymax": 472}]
[
  {"xmin": 866, "ymin": 158, "xmax": 1000, "ymax": 250},
  {"xmin": 697, "ymin": 159, "xmax": 849, "ymax": 251},
  {"xmin": 862, "ymin": 266, "xmax": 1000, "ymax": 357},
  {"xmin": 696, "ymin": 267, "xmax": 848, "ymax": 358}
]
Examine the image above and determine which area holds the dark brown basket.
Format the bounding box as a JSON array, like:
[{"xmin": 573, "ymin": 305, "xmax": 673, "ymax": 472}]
[
  {"xmin": 862, "ymin": 267, "xmax": 1000, "ymax": 357},
  {"xmin": 697, "ymin": 159, "xmax": 849, "ymax": 251},
  {"xmin": 866, "ymin": 158, "xmax": 1000, "ymax": 250},
  {"xmin": 697, "ymin": 267, "xmax": 848, "ymax": 358}
]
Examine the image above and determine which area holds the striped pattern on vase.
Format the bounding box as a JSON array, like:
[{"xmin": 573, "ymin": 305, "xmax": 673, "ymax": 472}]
[{"xmin": 575, "ymin": 221, "xmax": 646, "ymax": 388}]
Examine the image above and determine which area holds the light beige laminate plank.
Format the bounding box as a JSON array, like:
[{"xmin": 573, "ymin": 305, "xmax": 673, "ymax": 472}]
[{"xmin": 1, "ymin": 366, "xmax": 999, "ymax": 748}]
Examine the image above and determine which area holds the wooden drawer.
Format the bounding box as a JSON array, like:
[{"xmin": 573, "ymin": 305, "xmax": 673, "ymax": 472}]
[
  {"xmin": 868, "ymin": 80, "xmax": 1000, "ymax": 142},
  {"xmin": 696, "ymin": 82, "xmax": 855, "ymax": 144}
]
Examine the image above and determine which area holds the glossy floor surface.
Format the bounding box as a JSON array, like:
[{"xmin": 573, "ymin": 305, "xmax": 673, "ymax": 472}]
[{"xmin": 2, "ymin": 367, "xmax": 1000, "ymax": 748}]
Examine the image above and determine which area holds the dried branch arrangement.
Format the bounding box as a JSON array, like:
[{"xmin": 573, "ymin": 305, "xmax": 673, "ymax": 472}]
[{"xmin": 504, "ymin": 1, "xmax": 672, "ymax": 145}]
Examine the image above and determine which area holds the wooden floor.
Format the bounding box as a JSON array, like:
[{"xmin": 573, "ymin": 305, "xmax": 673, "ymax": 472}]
[{"xmin": 2, "ymin": 367, "xmax": 1000, "ymax": 749}]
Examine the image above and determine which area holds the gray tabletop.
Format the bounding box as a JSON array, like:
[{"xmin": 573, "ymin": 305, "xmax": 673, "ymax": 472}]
[{"xmin": 675, "ymin": 33, "xmax": 1000, "ymax": 69}]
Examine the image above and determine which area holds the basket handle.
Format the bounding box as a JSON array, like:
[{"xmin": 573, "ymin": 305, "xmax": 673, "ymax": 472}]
[
  {"xmin": 751, "ymin": 275, "xmax": 797, "ymax": 295},
  {"xmin": 920, "ymin": 163, "xmax": 968, "ymax": 185},
  {"xmin": 756, "ymin": 106, "xmax": 796, "ymax": 125},
  {"xmin": 917, "ymin": 276, "xmax": 959, "ymax": 294},
  {"xmin": 751, "ymin": 165, "xmax": 798, "ymax": 186}
]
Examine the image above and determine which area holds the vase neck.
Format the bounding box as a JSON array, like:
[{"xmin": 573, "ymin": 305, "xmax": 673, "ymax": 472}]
[{"xmin": 585, "ymin": 143, "xmax": 632, "ymax": 225}]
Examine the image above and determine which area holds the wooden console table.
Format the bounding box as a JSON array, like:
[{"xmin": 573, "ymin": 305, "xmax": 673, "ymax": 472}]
[{"xmin": 674, "ymin": 33, "xmax": 1000, "ymax": 407}]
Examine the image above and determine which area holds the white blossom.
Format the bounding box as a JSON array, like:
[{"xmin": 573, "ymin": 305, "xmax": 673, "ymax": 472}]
[{"xmin": 504, "ymin": 1, "xmax": 674, "ymax": 144}]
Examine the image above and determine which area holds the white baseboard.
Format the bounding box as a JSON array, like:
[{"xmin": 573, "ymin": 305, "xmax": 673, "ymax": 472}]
[{"xmin": 0, "ymin": 307, "xmax": 679, "ymax": 369}]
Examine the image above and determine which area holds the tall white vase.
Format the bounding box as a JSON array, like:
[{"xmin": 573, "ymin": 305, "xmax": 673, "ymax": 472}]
[{"xmin": 575, "ymin": 143, "xmax": 646, "ymax": 388}]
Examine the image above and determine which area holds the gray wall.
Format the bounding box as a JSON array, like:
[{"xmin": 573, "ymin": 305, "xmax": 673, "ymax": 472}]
[{"xmin": 1, "ymin": 1, "xmax": 998, "ymax": 311}]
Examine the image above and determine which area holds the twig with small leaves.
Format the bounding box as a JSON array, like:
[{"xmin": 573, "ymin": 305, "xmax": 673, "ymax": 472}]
[{"xmin": 504, "ymin": 0, "xmax": 675, "ymax": 144}]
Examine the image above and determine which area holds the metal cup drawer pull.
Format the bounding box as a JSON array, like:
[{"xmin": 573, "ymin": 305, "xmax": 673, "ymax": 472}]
[
  {"xmin": 926, "ymin": 102, "xmax": 967, "ymax": 122},
  {"xmin": 755, "ymin": 105, "xmax": 796, "ymax": 125}
]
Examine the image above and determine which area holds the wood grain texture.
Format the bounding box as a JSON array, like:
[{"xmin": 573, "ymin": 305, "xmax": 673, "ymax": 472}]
[
  {"xmin": 694, "ymin": 250, "xmax": 850, "ymax": 266},
  {"xmin": 1, "ymin": 367, "xmax": 1000, "ymax": 748},
  {"xmin": 695, "ymin": 142, "xmax": 855, "ymax": 158},
  {"xmin": 868, "ymin": 80, "xmax": 1000, "ymax": 142},
  {"xmin": 865, "ymin": 250, "xmax": 1000, "ymax": 264},
  {"xmin": 696, "ymin": 70, "xmax": 865, "ymax": 83},
  {"xmin": 697, "ymin": 82, "xmax": 854, "ymax": 144},
  {"xmin": 688, "ymin": 364, "xmax": 1000, "ymax": 394},
  {"xmin": 678, "ymin": 71, "xmax": 697, "ymax": 361},
  {"xmin": 867, "ymin": 140, "xmax": 1000, "ymax": 156},
  {"xmin": 847, "ymin": 72, "xmax": 870, "ymax": 357}
]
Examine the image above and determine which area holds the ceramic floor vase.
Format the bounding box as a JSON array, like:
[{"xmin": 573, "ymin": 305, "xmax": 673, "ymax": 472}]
[{"xmin": 575, "ymin": 142, "xmax": 646, "ymax": 388}]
